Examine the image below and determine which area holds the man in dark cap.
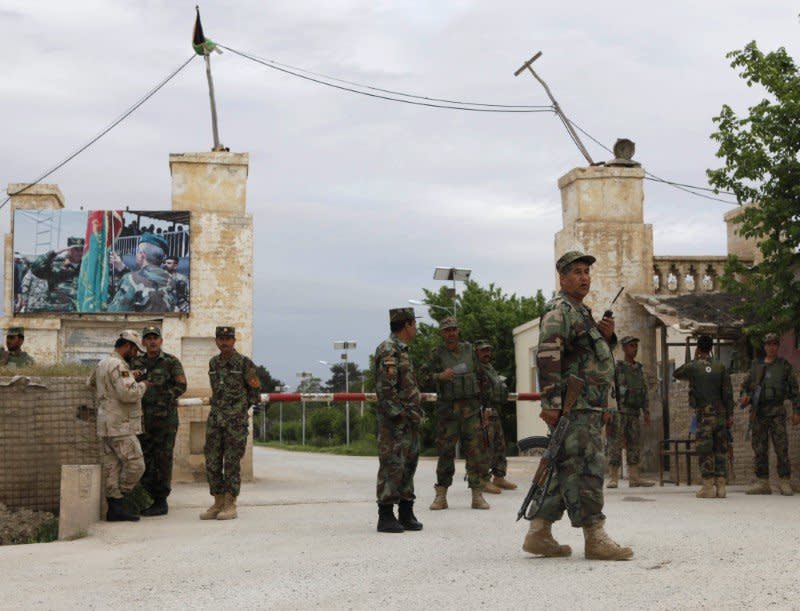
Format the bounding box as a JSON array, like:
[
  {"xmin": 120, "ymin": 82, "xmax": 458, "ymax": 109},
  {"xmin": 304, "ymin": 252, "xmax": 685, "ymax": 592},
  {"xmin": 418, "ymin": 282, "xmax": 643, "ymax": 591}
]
[
  {"xmin": 674, "ymin": 334, "xmax": 734, "ymax": 499},
  {"xmin": 421, "ymin": 317, "xmax": 491, "ymax": 511},
  {"xmin": 108, "ymin": 232, "xmax": 176, "ymax": 312},
  {"xmin": 607, "ymin": 336, "xmax": 654, "ymax": 488},
  {"xmin": 0, "ymin": 327, "xmax": 34, "ymax": 368},
  {"xmin": 29, "ymin": 236, "xmax": 85, "ymax": 311},
  {"xmin": 523, "ymin": 250, "xmax": 633, "ymax": 561},
  {"xmin": 132, "ymin": 326, "xmax": 187, "ymax": 516},
  {"xmin": 373, "ymin": 307, "xmax": 423, "ymax": 533},
  {"xmin": 740, "ymin": 332, "xmax": 800, "ymax": 495},
  {"xmin": 200, "ymin": 326, "xmax": 262, "ymax": 521}
]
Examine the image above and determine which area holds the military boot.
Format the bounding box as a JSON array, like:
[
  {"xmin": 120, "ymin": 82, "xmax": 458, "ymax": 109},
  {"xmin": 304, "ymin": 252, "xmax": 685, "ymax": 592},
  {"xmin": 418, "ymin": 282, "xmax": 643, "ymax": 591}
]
[
  {"xmin": 482, "ymin": 477, "xmax": 502, "ymax": 494},
  {"xmin": 429, "ymin": 485, "xmax": 448, "ymax": 510},
  {"xmin": 397, "ymin": 500, "xmax": 423, "ymax": 531},
  {"xmin": 141, "ymin": 497, "xmax": 168, "ymax": 517},
  {"xmin": 492, "ymin": 476, "xmax": 517, "ymax": 490},
  {"xmin": 628, "ymin": 465, "xmax": 655, "ymax": 488},
  {"xmin": 199, "ymin": 494, "xmax": 225, "ymax": 520},
  {"xmin": 778, "ymin": 478, "xmax": 794, "ymax": 496},
  {"xmin": 696, "ymin": 478, "xmax": 716, "ymax": 498},
  {"xmin": 714, "ymin": 477, "xmax": 727, "ymax": 498},
  {"xmin": 607, "ymin": 465, "xmax": 620, "ymax": 489},
  {"xmin": 746, "ymin": 478, "xmax": 772, "ymax": 495},
  {"xmin": 216, "ymin": 493, "xmax": 238, "ymax": 520},
  {"xmin": 522, "ymin": 518, "xmax": 572, "ymax": 557},
  {"xmin": 471, "ymin": 487, "xmax": 490, "ymax": 510},
  {"xmin": 583, "ymin": 521, "xmax": 634, "ymax": 561},
  {"xmin": 106, "ymin": 497, "xmax": 140, "ymax": 522},
  {"xmin": 377, "ymin": 504, "xmax": 404, "ymax": 533}
]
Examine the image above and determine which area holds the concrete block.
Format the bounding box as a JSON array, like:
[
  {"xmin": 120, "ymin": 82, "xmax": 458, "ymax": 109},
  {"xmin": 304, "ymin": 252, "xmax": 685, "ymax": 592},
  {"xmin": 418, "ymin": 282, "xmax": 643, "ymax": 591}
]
[{"xmin": 58, "ymin": 464, "xmax": 101, "ymax": 540}]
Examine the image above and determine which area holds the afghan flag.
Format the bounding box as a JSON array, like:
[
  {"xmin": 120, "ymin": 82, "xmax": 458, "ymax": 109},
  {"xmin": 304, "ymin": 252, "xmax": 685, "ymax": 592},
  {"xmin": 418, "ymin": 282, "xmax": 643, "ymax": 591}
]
[
  {"xmin": 193, "ymin": 7, "xmax": 219, "ymax": 56},
  {"xmin": 76, "ymin": 210, "xmax": 124, "ymax": 312}
]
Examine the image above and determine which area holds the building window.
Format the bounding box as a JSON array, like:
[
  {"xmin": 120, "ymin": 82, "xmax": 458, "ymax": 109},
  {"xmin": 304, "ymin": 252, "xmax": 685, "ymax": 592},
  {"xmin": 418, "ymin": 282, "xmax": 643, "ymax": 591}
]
[{"xmin": 529, "ymin": 349, "xmax": 540, "ymax": 392}]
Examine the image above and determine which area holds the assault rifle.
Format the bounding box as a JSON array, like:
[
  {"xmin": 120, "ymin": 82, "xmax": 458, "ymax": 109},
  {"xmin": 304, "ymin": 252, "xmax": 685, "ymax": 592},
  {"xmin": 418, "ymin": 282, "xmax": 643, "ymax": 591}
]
[
  {"xmin": 476, "ymin": 363, "xmax": 491, "ymax": 449},
  {"xmin": 516, "ymin": 374, "xmax": 586, "ymax": 521},
  {"xmin": 741, "ymin": 363, "xmax": 766, "ymax": 441}
]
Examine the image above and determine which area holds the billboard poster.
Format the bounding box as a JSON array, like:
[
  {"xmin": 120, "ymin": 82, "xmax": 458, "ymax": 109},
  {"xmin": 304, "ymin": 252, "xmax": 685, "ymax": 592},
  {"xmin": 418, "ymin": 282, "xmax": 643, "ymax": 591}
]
[{"xmin": 13, "ymin": 210, "xmax": 190, "ymax": 314}]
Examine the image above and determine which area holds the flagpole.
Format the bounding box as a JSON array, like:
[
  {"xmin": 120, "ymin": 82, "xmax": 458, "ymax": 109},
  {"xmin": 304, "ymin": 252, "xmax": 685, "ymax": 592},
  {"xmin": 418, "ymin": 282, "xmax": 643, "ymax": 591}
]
[{"xmin": 204, "ymin": 51, "xmax": 223, "ymax": 151}]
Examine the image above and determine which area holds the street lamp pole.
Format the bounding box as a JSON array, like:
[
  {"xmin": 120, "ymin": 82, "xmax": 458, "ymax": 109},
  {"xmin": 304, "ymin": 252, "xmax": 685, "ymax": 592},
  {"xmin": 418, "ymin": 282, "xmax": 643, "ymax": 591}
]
[
  {"xmin": 296, "ymin": 371, "xmax": 313, "ymax": 445},
  {"xmin": 433, "ymin": 266, "xmax": 472, "ymax": 317},
  {"xmin": 334, "ymin": 341, "xmax": 357, "ymax": 446}
]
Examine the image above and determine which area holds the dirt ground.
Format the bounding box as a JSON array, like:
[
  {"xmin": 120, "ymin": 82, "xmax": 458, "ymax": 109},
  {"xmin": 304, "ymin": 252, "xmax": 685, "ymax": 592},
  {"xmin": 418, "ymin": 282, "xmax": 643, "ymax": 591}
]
[{"xmin": 0, "ymin": 504, "xmax": 57, "ymax": 545}]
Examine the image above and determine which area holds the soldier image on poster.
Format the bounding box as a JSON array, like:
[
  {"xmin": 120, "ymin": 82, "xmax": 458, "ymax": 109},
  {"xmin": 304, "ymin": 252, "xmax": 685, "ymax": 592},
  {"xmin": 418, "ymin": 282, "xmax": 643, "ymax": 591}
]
[
  {"xmin": 28, "ymin": 237, "xmax": 85, "ymax": 311},
  {"xmin": 108, "ymin": 233, "xmax": 176, "ymax": 313}
]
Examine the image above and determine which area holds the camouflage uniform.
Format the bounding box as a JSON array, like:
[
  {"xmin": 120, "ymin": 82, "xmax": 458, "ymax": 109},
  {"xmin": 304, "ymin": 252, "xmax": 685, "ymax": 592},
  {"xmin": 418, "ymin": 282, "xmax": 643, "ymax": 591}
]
[
  {"xmin": 0, "ymin": 350, "xmax": 34, "ymax": 369},
  {"xmin": 18, "ymin": 269, "xmax": 49, "ymax": 312},
  {"xmin": 478, "ymin": 360, "xmax": 510, "ymax": 478},
  {"xmin": 608, "ymin": 360, "xmax": 649, "ymax": 467},
  {"xmin": 740, "ymin": 357, "xmax": 800, "ymax": 479},
  {"xmin": 205, "ymin": 346, "xmax": 261, "ymax": 497},
  {"xmin": 674, "ymin": 358, "xmax": 734, "ymax": 479},
  {"xmin": 132, "ymin": 345, "xmax": 187, "ymax": 501},
  {"xmin": 374, "ymin": 331, "xmax": 422, "ymax": 504},
  {"xmin": 536, "ymin": 290, "xmax": 616, "ymax": 528},
  {"xmin": 421, "ymin": 341, "xmax": 488, "ymax": 489},
  {"xmin": 108, "ymin": 265, "xmax": 176, "ymax": 312},
  {"xmin": 29, "ymin": 250, "xmax": 81, "ymax": 311},
  {"xmin": 171, "ymin": 271, "xmax": 190, "ymax": 313}
]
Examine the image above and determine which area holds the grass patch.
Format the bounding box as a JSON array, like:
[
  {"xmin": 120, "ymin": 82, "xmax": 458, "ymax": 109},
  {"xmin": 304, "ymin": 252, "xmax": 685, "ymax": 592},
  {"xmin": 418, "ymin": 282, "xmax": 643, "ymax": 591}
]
[
  {"xmin": 257, "ymin": 439, "xmax": 379, "ymax": 456},
  {"xmin": 0, "ymin": 363, "xmax": 93, "ymax": 377}
]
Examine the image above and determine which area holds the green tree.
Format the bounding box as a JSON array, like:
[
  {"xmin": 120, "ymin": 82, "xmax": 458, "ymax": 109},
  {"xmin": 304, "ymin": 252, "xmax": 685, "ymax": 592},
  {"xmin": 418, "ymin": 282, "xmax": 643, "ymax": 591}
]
[
  {"xmin": 707, "ymin": 41, "xmax": 800, "ymax": 338},
  {"xmin": 254, "ymin": 365, "xmax": 283, "ymax": 393},
  {"xmin": 322, "ymin": 362, "xmax": 363, "ymax": 392}
]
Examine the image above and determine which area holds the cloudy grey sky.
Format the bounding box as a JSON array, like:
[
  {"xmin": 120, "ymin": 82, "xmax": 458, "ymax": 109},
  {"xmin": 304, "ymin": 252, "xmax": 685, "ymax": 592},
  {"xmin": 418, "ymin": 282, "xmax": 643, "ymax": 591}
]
[{"xmin": 2, "ymin": 1, "xmax": 797, "ymax": 387}]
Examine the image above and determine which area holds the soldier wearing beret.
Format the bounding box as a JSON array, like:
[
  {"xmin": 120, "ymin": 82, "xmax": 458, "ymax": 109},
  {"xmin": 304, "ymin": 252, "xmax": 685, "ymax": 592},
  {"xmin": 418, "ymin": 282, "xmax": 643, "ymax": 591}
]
[
  {"xmin": 607, "ymin": 336, "xmax": 654, "ymax": 488},
  {"xmin": 0, "ymin": 327, "xmax": 34, "ymax": 368},
  {"xmin": 200, "ymin": 326, "xmax": 262, "ymax": 521},
  {"xmin": 108, "ymin": 232, "xmax": 176, "ymax": 312},
  {"xmin": 673, "ymin": 334, "xmax": 734, "ymax": 499},
  {"xmin": 421, "ymin": 317, "xmax": 491, "ymax": 511},
  {"xmin": 28, "ymin": 236, "xmax": 85, "ymax": 311},
  {"xmin": 523, "ymin": 251, "xmax": 633, "ymax": 561},
  {"xmin": 374, "ymin": 307, "xmax": 423, "ymax": 533},
  {"xmin": 740, "ymin": 332, "xmax": 800, "ymax": 496},
  {"xmin": 132, "ymin": 326, "xmax": 187, "ymax": 516}
]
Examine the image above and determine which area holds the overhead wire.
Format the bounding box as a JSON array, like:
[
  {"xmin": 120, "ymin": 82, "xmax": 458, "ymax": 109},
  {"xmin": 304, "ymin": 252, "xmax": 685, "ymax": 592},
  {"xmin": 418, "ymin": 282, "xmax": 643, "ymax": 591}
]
[{"xmin": 0, "ymin": 54, "xmax": 198, "ymax": 210}]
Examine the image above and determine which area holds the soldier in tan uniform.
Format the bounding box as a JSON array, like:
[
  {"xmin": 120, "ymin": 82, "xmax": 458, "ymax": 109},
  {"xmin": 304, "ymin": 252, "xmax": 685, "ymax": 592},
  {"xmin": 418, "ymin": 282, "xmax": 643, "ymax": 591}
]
[{"xmin": 88, "ymin": 330, "xmax": 150, "ymax": 522}]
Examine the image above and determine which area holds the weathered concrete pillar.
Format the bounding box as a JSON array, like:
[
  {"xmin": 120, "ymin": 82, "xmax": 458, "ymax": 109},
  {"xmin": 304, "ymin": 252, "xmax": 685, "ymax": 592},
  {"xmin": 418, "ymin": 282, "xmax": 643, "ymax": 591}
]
[
  {"xmin": 58, "ymin": 464, "xmax": 101, "ymax": 540},
  {"xmin": 724, "ymin": 205, "xmax": 761, "ymax": 264}
]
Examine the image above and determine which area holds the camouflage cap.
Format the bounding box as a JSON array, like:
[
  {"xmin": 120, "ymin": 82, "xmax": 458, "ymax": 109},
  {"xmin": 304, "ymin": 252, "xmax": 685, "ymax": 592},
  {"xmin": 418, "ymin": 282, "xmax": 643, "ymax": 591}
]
[
  {"xmin": 6, "ymin": 326, "xmax": 24, "ymax": 337},
  {"xmin": 389, "ymin": 307, "xmax": 418, "ymax": 324},
  {"xmin": 139, "ymin": 232, "xmax": 169, "ymax": 253},
  {"xmin": 216, "ymin": 326, "xmax": 235, "ymax": 338},
  {"xmin": 67, "ymin": 237, "xmax": 85, "ymax": 248},
  {"xmin": 119, "ymin": 329, "xmax": 144, "ymax": 351},
  {"xmin": 763, "ymin": 332, "xmax": 780, "ymax": 344},
  {"xmin": 620, "ymin": 336, "xmax": 640, "ymax": 345},
  {"xmin": 142, "ymin": 325, "xmax": 161, "ymax": 338},
  {"xmin": 439, "ymin": 317, "xmax": 458, "ymax": 330},
  {"xmin": 475, "ymin": 339, "xmax": 493, "ymax": 350},
  {"xmin": 556, "ymin": 250, "xmax": 596, "ymax": 273}
]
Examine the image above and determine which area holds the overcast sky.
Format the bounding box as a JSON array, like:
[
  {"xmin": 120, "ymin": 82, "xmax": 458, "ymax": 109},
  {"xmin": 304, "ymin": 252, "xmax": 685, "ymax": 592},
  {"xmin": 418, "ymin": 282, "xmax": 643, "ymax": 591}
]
[{"xmin": 2, "ymin": 1, "xmax": 798, "ymax": 387}]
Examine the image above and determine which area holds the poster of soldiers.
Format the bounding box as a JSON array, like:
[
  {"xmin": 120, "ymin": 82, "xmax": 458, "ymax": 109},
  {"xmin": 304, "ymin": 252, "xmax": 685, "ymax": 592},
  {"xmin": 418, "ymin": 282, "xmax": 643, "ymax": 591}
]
[{"xmin": 13, "ymin": 209, "xmax": 191, "ymax": 314}]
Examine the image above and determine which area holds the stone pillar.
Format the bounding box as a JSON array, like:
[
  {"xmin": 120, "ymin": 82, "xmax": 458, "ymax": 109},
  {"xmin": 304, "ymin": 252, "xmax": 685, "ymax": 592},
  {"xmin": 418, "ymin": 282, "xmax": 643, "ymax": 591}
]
[
  {"xmin": 724, "ymin": 205, "xmax": 761, "ymax": 263},
  {"xmin": 555, "ymin": 165, "xmax": 656, "ymax": 382},
  {"xmin": 58, "ymin": 464, "xmax": 101, "ymax": 540}
]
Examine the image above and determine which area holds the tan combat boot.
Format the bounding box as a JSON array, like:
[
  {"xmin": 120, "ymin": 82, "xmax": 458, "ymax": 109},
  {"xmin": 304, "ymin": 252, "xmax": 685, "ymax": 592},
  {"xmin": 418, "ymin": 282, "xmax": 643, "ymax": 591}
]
[
  {"xmin": 492, "ymin": 476, "xmax": 518, "ymax": 490},
  {"xmin": 696, "ymin": 478, "xmax": 716, "ymax": 498},
  {"xmin": 471, "ymin": 487, "xmax": 490, "ymax": 510},
  {"xmin": 216, "ymin": 492, "xmax": 238, "ymax": 520},
  {"xmin": 607, "ymin": 465, "xmax": 620, "ymax": 489},
  {"xmin": 628, "ymin": 465, "xmax": 655, "ymax": 487},
  {"xmin": 715, "ymin": 477, "xmax": 727, "ymax": 498},
  {"xmin": 746, "ymin": 478, "xmax": 772, "ymax": 495},
  {"xmin": 522, "ymin": 518, "xmax": 572, "ymax": 557},
  {"xmin": 429, "ymin": 485, "xmax": 448, "ymax": 510},
  {"xmin": 778, "ymin": 478, "xmax": 794, "ymax": 496},
  {"xmin": 199, "ymin": 494, "xmax": 225, "ymax": 520},
  {"xmin": 583, "ymin": 521, "xmax": 634, "ymax": 561},
  {"xmin": 482, "ymin": 477, "xmax": 502, "ymax": 494}
]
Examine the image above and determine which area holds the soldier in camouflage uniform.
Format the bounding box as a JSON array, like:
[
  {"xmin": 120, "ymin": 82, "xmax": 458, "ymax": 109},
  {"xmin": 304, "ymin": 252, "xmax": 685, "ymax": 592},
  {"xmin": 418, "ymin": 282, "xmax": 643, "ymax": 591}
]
[
  {"xmin": 607, "ymin": 336, "xmax": 654, "ymax": 488},
  {"xmin": 108, "ymin": 233, "xmax": 176, "ymax": 313},
  {"xmin": 18, "ymin": 269, "xmax": 49, "ymax": 313},
  {"xmin": 421, "ymin": 317, "xmax": 491, "ymax": 511},
  {"xmin": 200, "ymin": 326, "xmax": 262, "ymax": 521},
  {"xmin": 475, "ymin": 339, "xmax": 517, "ymax": 493},
  {"xmin": 522, "ymin": 251, "xmax": 633, "ymax": 561},
  {"xmin": 740, "ymin": 332, "xmax": 800, "ymax": 496},
  {"xmin": 164, "ymin": 256, "xmax": 190, "ymax": 313},
  {"xmin": 374, "ymin": 307, "xmax": 423, "ymax": 533},
  {"xmin": 29, "ymin": 236, "xmax": 85, "ymax": 311},
  {"xmin": 0, "ymin": 327, "xmax": 35, "ymax": 369},
  {"xmin": 673, "ymin": 334, "xmax": 734, "ymax": 499},
  {"xmin": 132, "ymin": 326, "xmax": 187, "ymax": 516}
]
